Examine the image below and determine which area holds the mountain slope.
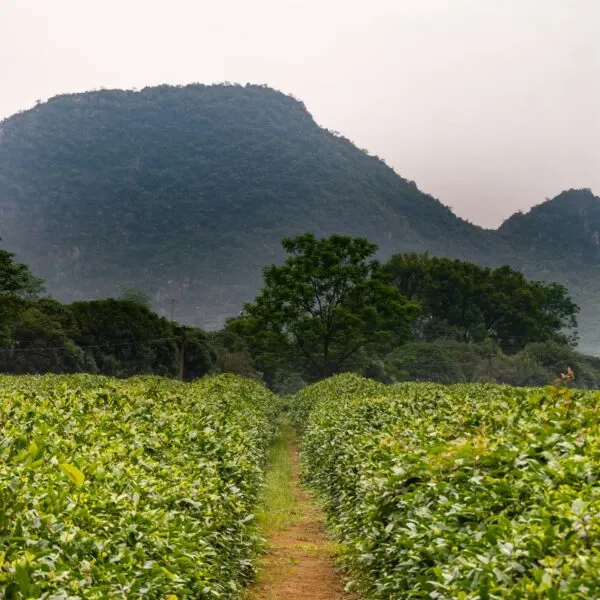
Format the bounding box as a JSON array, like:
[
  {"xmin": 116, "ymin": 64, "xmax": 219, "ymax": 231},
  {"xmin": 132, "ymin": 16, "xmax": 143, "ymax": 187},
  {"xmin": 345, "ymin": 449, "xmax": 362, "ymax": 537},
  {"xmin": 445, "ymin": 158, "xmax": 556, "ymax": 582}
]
[
  {"xmin": 0, "ymin": 84, "xmax": 496, "ymax": 327},
  {"xmin": 496, "ymin": 189, "xmax": 600, "ymax": 354},
  {"xmin": 499, "ymin": 188, "xmax": 600, "ymax": 265},
  {"xmin": 0, "ymin": 84, "xmax": 598, "ymax": 352}
]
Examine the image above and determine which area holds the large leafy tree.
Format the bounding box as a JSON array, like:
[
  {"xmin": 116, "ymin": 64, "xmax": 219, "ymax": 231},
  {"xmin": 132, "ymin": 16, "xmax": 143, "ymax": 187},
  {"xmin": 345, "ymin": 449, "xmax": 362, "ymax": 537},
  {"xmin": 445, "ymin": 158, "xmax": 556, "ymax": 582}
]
[
  {"xmin": 232, "ymin": 234, "xmax": 419, "ymax": 381},
  {"xmin": 385, "ymin": 253, "xmax": 578, "ymax": 352},
  {"xmin": 0, "ymin": 304, "xmax": 88, "ymax": 374},
  {"xmin": 68, "ymin": 299, "xmax": 181, "ymax": 377},
  {"xmin": 0, "ymin": 244, "xmax": 46, "ymax": 352},
  {"xmin": 0, "ymin": 246, "xmax": 44, "ymax": 297},
  {"xmin": 0, "ymin": 243, "xmax": 217, "ymax": 377}
]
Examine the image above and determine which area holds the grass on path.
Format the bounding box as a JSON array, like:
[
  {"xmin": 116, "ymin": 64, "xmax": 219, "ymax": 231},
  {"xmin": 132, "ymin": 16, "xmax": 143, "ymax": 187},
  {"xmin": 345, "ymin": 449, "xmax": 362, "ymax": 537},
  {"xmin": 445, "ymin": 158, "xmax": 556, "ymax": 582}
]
[
  {"xmin": 255, "ymin": 415, "xmax": 297, "ymax": 534},
  {"xmin": 246, "ymin": 414, "xmax": 347, "ymax": 600}
]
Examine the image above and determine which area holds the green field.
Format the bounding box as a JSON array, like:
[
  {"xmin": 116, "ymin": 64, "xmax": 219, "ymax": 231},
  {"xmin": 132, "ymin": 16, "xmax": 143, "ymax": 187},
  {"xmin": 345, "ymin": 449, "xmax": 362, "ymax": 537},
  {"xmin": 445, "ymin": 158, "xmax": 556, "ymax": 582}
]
[
  {"xmin": 0, "ymin": 374, "xmax": 276, "ymax": 598},
  {"xmin": 1, "ymin": 373, "xmax": 599, "ymax": 598},
  {"xmin": 297, "ymin": 374, "xmax": 600, "ymax": 598}
]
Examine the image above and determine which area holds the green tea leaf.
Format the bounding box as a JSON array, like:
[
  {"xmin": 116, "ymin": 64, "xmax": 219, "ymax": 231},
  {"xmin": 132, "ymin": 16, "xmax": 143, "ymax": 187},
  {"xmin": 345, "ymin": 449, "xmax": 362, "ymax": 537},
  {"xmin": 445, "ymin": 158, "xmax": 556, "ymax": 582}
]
[{"xmin": 60, "ymin": 462, "xmax": 85, "ymax": 487}]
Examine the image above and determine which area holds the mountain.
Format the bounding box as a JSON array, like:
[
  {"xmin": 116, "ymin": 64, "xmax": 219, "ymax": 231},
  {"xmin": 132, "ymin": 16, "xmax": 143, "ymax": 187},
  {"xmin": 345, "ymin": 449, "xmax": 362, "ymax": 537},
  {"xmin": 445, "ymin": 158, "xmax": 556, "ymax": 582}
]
[
  {"xmin": 0, "ymin": 84, "xmax": 598, "ymax": 351},
  {"xmin": 496, "ymin": 188, "xmax": 600, "ymax": 354},
  {"xmin": 498, "ymin": 188, "xmax": 600, "ymax": 265},
  {"xmin": 0, "ymin": 84, "xmax": 499, "ymax": 323}
]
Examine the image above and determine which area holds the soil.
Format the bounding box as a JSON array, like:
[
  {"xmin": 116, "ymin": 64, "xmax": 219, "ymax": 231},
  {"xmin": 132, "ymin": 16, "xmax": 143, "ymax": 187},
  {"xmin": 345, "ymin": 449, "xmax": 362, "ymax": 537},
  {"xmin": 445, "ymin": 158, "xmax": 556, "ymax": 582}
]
[{"xmin": 245, "ymin": 442, "xmax": 348, "ymax": 600}]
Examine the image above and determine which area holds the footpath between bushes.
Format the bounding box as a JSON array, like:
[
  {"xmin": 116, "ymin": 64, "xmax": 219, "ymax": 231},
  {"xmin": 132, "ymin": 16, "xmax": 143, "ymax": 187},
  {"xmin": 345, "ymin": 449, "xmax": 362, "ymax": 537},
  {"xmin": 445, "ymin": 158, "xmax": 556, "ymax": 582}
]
[{"xmin": 245, "ymin": 417, "xmax": 347, "ymax": 600}]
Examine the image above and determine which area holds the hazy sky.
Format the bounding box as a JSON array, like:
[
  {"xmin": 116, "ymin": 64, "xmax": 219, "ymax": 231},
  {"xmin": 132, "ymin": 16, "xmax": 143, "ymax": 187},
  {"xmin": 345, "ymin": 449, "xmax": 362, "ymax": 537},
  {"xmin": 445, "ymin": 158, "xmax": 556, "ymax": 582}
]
[{"xmin": 1, "ymin": 0, "xmax": 599, "ymax": 227}]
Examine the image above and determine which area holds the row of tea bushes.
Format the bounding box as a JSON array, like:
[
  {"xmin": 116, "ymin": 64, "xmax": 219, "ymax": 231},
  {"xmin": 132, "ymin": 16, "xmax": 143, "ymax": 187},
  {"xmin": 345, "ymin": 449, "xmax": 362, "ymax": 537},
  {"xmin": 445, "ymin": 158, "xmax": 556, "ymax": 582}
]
[
  {"xmin": 300, "ymin": 375, "xmax": 600, "ymax": 598},
  {"xmin": 0, "ymin": 374, "xmax": 277, "ymax": 598}
]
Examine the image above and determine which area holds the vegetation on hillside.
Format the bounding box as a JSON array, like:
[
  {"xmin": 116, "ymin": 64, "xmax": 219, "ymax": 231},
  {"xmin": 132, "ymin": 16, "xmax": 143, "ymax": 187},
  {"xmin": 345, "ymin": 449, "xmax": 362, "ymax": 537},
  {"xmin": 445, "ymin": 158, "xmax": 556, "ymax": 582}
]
[
  {"xmin": 2, "ymin": 234, "xmax": 599, "ymax": 389},
  {"xmin": 0, "ymin": 244, "xmax": 215, "ymax": 378},
  {"xmin": 499, "ymin": 188, "xmax": 600, "ymax": 264},
  {"xmin": 1, "ymin": 85, "xmax": 599, "ymax": 349},
  {"xmin": 0, "ymin": 83, "xmax": 498, "ymax": 330}
]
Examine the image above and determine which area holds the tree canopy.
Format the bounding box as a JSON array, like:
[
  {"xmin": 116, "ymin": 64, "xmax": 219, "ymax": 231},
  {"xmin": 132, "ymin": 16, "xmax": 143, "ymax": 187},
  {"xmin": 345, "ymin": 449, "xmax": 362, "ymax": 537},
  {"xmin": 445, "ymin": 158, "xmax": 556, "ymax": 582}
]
[
  {"xmin": 385, "ymin": 253, "xmax": 579, "ymax": 352},
  {"xmin": 232, "ymin": 234, "xmax": 419, "ymax": 380},
  {"xmin": 0, "ymin": 244, "xmax": 216, "ymax": 378},
  {"xmin": 0, "ymin": 246, "xmax": 44, "ymax": 297},
  {"xmin": 0, "ymin": 237, "xmax": 599, "ymax": 389}
]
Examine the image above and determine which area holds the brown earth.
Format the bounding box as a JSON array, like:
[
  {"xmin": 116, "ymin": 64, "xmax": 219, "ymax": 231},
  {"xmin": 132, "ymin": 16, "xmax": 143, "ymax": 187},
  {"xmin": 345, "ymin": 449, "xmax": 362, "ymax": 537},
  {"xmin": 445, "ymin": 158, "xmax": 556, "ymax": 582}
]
[{"xmin": 245, "ymin": 441, "xmax": 348, "ymax": 600}]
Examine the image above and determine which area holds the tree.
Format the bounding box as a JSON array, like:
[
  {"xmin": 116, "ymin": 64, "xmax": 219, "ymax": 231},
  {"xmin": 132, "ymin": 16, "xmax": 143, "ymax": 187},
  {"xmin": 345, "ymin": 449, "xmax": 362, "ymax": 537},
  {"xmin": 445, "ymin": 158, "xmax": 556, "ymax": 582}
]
[
  {"xmin": 67, "ymin": 299, "xmax": 217, "ymax": 379},
  {"xmin": 68, "ymin": 299, "xmax": 180, "ymax": 377},
  {"xmin": 0, "ymin": 245, "xmax": 220, "ymax": 378},
  {"xmin": 177, "ymin": 326, "xmax": 217, "ymax": 381},
  {"xmin": 232, "ymin": 234, "xmax": 419, "ymax": 381},
  {"xmin": 385, "ymin": 254, "xmax": 579, "ymax": 352},
  {"xmin": 206, "ymin": 329, "xmax": 262, "ymax": 380},
  {"xmin": 0, "ymin": 246, "xmax": 44, "ymax": 297},
  {"xmin": 0, "ymin": 306, "xmax": 88, "ymax": 374}
]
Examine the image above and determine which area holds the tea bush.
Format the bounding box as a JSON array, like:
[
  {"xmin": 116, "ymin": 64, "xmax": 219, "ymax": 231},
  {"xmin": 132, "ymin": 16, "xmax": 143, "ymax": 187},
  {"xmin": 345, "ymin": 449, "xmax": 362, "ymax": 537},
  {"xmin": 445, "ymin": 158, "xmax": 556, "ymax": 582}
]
[
  {"xmin": 300, "ymin": 377, "xmax": 600, "ymax": 598},
  {"xmin": 0, "ymin": 374, "xmax": 276, "ymax": 598}
]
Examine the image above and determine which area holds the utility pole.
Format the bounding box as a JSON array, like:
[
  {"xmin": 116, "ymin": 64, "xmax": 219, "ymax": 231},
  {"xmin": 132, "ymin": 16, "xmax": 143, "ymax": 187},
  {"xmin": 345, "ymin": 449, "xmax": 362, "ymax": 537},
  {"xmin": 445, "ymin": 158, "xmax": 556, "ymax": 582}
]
[
  {"xmin": 178, "ymin": 330, "xmax": 185, "ymax": 381},
  {"xmin": 170, "ymin": 298, "xmax": 177, "ymax": 321}
]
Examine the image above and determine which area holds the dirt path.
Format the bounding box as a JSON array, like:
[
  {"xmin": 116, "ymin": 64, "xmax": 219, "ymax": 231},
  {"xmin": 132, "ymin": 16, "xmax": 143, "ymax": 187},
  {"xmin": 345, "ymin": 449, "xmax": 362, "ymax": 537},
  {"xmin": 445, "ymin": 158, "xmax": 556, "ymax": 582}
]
[{"xmin": 246, "ymin": 437, "xmax": 348, "ymax": 600}]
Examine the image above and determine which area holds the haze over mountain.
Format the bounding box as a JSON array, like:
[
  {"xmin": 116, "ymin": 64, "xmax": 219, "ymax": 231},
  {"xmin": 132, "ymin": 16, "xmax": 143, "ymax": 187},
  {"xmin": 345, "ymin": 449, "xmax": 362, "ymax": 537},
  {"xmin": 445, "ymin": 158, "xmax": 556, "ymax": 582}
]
[
  {"xmin": 3, "ymin": 0, "xmax": 599, "ymax": 228},
  {"xmin": 1, "ymin": 85, "xmax": 599, "ymax": 351}
]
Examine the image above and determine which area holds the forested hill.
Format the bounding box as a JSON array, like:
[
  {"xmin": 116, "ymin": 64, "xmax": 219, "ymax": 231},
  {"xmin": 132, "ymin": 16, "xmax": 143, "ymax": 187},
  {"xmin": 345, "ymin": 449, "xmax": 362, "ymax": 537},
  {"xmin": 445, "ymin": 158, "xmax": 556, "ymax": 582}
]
[
  {"xmin": 499, "ymin": 188, "xmax": 600, "ymax": 266},
  {"xmin": 0, "ymin": 84, "xmax": 497, "ymax": 324},
  {"xmin": 495, "ymin": 188, "xmax": 600, "ymax": 354},
  {"xmin": 0, "ymin": 84, "xmax": 598, "ymax": 350}
]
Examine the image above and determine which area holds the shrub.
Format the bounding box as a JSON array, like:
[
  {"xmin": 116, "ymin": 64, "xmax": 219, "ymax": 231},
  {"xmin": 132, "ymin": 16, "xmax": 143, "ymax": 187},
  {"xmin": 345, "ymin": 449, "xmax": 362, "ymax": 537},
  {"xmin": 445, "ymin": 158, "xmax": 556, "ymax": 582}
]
[
  {"xmin": 299, "ymin": 376, "xmax": 600, "ymax": 598},
  {"xmin": 0, "ymin": 374, "xmax": 276, "ymax": 597}
]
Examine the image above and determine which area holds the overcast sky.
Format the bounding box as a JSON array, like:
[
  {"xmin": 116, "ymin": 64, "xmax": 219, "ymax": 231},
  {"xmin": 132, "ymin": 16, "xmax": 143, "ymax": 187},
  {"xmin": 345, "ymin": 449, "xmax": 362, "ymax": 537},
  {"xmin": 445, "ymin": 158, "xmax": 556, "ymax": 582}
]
[{"xmin": 1, "ymin": 0, "xmax": 599, "ymax": 227}]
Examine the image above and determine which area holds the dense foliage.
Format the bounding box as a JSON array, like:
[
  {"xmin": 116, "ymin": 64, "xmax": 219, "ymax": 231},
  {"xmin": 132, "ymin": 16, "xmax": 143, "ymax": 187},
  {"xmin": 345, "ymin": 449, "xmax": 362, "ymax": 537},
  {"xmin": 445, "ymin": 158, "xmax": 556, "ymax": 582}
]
[
  {"xmin": 0, "ymin": 247, "xmax": 44, "ymax": 298},
  {"xmin": 1, "ymin": 85, "xmax": 599, "ymax": 349},
  {"xmin": 289, "ymin": 373, "xmax": 386, "ymax": 435},
  {"xmin": 0, "ymin": 374, "xmax": 277, "ymax": 597},
  {"xmin": 0, "ymin": 296, "xmax": 216, "ymax": 378},
  {"xmin": 300, "ymin": 375, "xmax": 600, "ymax": 598},
  {"xmin": 376, "ymin": 339, "xmax": 600, "ymax": 388},
  {"xmin": 378, "ymin": 340, "xmax": 600, "ymax": 389},
  {"xmin": 233, "ymin": 234, "xmax": 418, "ymax": 381},
  {"xmin": 1, "ymin": 238, "xmax": 595, "ymax": 389},
  {"xmin": 228, "ymin": 237, "xmax": 588, "ymax": 388},
  {"xmin": 0, "ymin": 247, "xmax": 216, "ymax": 377},
  {"xmin": 386, "ymin": 254, "xmax": 579, "ymax": 352}
]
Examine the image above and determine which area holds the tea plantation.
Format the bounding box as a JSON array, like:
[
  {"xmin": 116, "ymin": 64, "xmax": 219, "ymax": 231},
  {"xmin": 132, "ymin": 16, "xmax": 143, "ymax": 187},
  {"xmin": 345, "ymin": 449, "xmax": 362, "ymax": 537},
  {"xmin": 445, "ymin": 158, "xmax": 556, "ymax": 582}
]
[
  {"xmin": 2, "ymin": 373, "xmax": 599, "ymax": 598},
  {"xmin": 0, "ymin": 374, "xmax": 277, "ymax": 598},
  {"xmin": 298, "ymin": 375, "xmax": 600, "ymax": 598}
]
